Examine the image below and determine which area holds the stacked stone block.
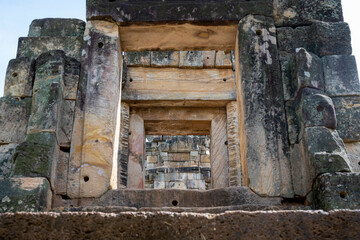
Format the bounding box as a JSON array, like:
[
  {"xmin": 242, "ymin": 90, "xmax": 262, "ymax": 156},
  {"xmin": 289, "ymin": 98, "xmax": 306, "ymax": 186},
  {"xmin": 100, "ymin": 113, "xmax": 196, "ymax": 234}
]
[
  {"xmin": 125, "ymin": 50, "xmax": 234, "ymax": 69},
  {"xmin": 277, "ymin": 17, "xmax": 360, "ymax": 209},
  {"xmin": 144, "ymin": 135, "xmax": 211, "ymax": 190},
  {"xmin": 0, "ymin": 19, "xmax": 85, "ymax": 212}
]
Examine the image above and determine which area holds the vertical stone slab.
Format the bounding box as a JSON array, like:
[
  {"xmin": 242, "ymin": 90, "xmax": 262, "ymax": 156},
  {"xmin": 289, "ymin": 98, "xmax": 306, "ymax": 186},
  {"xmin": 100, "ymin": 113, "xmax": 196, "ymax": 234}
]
[
  {"xmin": 127, "ymin": 114, "xmax": 145, "ymax": 189},
  {"xmin": 54, "ymin": 150, "xmax": 69, "ymax": 195},
  {"xmin": 211, "ymin": 113, "xmax": 229, "ymax": 188},
  {"xmin": 226, "ymin": 102, "xmax": 242, "ymax": 186},
  {"xmin": 118, "ymin": 103, "xmax": 130, "ymax": 188},
  {"xmin": 67, "ymin": 21, "xmax": 122, "ymax": 198},
  {"xmin": 236, "ymin": 15, "xmax": 293, "ymax": 197}
]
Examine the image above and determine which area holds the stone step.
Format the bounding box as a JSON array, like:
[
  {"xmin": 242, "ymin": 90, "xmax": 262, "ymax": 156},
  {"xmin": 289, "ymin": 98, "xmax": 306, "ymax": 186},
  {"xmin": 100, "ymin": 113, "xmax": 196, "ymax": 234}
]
[{"xmin": 94, "ymin": 187, "xmax": 282, "ymax": 209}]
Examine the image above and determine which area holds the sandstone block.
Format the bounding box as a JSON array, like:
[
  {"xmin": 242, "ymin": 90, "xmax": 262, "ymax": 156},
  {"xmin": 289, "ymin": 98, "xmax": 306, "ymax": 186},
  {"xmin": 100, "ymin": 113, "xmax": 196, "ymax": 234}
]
[
  {"xmin": 124, "ymin": 51, "xmax": 150, "ymax": 66},
  {"xmin": 17, "ymin": 36, "xmax": 83, "ymax": 61},
  {"xmin": 332, "ymin": 96, "xmax": 360, "ymax": 141},
  {"xmin": 4, "ymin": 57, "xmax": 34, "ymax": 97},
  {"xmin": 345, "ymin": 142, "xmax": 360, "ymax": 173},
  {"xmin": 64, "ymin": 57, "xmax": 81, "ymax": 100},
  {"xmin": 0, "ymin": 177, "xmax": 51, "ymax": 212},
  {"xmin": 179, "ymin": 51, "xmax": 203, "ymax": 68},
  {"xmin": 311, "ymin": 172, "xmax": 360, "ymax": 210},
  {"xmin": 322, "ymin": 55, "xmax": 360, "ymax": 96},
  {"xmin": 285, "ymin": 48, "xmax": 324, "ymax": 100},
  {"xmin": 0, "ymin": 144, "xmax": 18, "ymax": 178},
  {"xmin": 215, "ymin": 51, "xmax": 232, "ymax": 68},
  {"xmin": 202, "ymin": 51, "xmax": 216, "ymax": 68},
  {"xmin": 0, "ymin": 97, "xmax": 32, "ymax": 144},
  {"xmin": 277, "ymin": 21, "xmax": 351, "ymax": 57},
  {"xmin": 54, "ymin": 150, "xmax": 69, "ymax": 195},
  {"xmin": 58, "ymin": 100, "xmax": 75, "ymax": 148},
  {"xmin": 274, "ymin": 0, "xmax": 343, "ymax": 27},
  {"xmin": 237, "ymin": 15, "xmax": 292, "ymax": 197},
  {"xmin": 28, "ymin": 18, "xmax": 85, "ymax": 37},
  {"xmin": 11, "ymin": 132, "xmax": 59, "ymax": 187},
  {"xmin": 150, "ymin": 51, "xmax": 179, "ymax": 67},
  {"xmin": 290, "ymin": 127, "xmax": 350, "ymax": 196}
]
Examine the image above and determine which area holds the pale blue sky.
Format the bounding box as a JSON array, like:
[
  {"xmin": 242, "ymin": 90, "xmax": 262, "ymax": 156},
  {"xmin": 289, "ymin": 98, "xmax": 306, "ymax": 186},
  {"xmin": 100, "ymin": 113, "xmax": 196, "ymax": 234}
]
[{"xmin": 0, "ymin": 1, "xmax": 359, "ymax": 96}]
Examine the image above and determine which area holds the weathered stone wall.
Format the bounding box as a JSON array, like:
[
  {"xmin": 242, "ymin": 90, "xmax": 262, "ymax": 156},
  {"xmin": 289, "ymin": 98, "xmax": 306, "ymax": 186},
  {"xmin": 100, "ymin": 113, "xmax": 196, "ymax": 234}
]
[
  {"xmin": 145, "ymin": 135, "xmax": 211, "ymax": 190},
  {"xmin": 0, "ymin": 19, "xmax": 85, "ymax": 212},
  {"xmin": 0, "ymin": 0, "xmax": 360, "ymax": 213}
]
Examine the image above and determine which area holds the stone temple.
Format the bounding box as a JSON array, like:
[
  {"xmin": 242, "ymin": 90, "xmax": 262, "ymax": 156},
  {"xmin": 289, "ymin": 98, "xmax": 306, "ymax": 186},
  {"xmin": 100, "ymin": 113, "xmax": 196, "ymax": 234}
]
[{"xmin": 1, "ymin": 0, "xmax": 360, "ymax": 238}]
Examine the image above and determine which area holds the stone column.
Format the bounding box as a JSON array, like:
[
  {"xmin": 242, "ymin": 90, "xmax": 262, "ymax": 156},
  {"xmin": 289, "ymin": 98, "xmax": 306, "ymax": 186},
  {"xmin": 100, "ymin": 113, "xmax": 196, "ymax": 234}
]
[
  {"xmin": 67, "ymin": 21, "xmax": 122, "ymax": 198},
  {"xmin": 235, "ymin": 15, "xmax": 293, "ymax": 197}
]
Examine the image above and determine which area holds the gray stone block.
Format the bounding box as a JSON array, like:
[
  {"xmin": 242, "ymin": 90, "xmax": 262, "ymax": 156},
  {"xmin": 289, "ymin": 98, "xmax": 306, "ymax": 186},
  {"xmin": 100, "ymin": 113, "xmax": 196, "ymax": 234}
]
[
  {"xmin": 28, "ymin": 18, "xmax": 85, "ymax": 37},
  {"xmin": 277, "ymin": 21, "xmax": 351, "ymax": 57},
  {"xmin": 58, "ymin": 100, "xmax": 75, "ymax": 148},
  {"xmin": 179, "ymin": 51, "xmax": 203, "ymax": 68},
  {"xmin": 0, "ymin": 97, "xmax": 32, "ymax": 144},
  {"xmin": 64, "ymin": 57, "xmax": 81, "ymax": 100},
  {"xmin": 0, "ymin": 177, "xmax": 51, "ymax": 212},
  {"xmin": 124, "ymin": 51, "xmax": 150, "ymax": 66},
  {"xmin": 332, "ymin": 96, "xmax": 360, "ymax": 141},
  {"xmin": 150, "ymin": 51, "xmax": 179, "ymax": 67},
  {"xmin": 311, "ymin": 172, "xmax": 360, "ymax": 210},
  {"xmin": 286, "ymin": 48, "xmax": 324, "ymax": 100},
  {"xmin": 322, "ymin": 55, "xmax": 360, "ymax": 96},
  {"xmin": 345, "ymin": 142, "xmax": 360, "ymax": 173},
  {"xmin": 0, "ymin": 144, "xmax": 18, "ymax": 178},
  {"xmin": 274, "ymin": 0, "xmax": 343, "ymax": 27},
  {"xmin": 4, "ymin": 57, "xmax": 35, "ymax": 97}
]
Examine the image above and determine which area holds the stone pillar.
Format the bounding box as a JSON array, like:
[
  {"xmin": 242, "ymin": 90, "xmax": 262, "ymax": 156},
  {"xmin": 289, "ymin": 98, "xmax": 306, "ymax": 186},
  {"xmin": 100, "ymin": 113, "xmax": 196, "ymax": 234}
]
[
  {"xmin": 235, "ymin": 15, "xmax": 293, "ymax": 197},
  {"xmin": 226, "ymin": 101, "xmax": 242, "ymax": 186},
  {"xmin": 127, "ymin": 114, "xmax": 145, "ymax": 189},
  {"xmin": 210, "ymin": 113, "xmax": 229, "ymax": 188},
  {"xmin": 67, "ymin": 21, "xmax": 122, "ymax": 198}
]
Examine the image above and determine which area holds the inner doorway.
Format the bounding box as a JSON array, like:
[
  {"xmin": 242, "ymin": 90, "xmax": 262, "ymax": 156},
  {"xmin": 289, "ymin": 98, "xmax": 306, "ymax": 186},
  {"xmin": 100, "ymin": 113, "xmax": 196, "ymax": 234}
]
[{"xmin": 145, "ymin": 135, "xmax": 211, "ymax": 190}]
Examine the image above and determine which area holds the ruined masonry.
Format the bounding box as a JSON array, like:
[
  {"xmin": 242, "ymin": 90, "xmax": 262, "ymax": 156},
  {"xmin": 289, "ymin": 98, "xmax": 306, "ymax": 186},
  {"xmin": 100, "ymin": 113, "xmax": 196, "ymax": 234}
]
[{"xmin": 1, "ymin": 0, "xmax": 360, "ymax": 238}]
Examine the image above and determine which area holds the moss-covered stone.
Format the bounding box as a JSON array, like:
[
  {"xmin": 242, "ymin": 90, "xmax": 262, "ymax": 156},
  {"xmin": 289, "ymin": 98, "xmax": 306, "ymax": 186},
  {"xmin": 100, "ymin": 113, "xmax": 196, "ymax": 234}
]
[
  {"xmin": 28, "ymin": 18, "xmax": 85, "ymax": 37},
  {"xmin": 0, "ymin": 97, "xmax": 32, "ymax": 144},
  {"xmin": 179, "ymin": 51, "xmax": 203, "ymax": 69},
  {"xmin": 4, "ymin": 57, "xmax": 35, "ymax": 97},
  {"xmin": 150, "ymin": 51, "xmax": 179, "ymax": 67},
  {"xmin": 0, "ymin": 177, "xmax": 51, "ymax": 212},
  {"xmin": 124, "ymin": 51, "xmax": 150, "ymax": 67},
  {"xmin": 17, "ymin": 36, "xmax": 83, "ymax": 61},
  {"xmin": 11, "ymin": 132, "xmax": 59, "ymax": 182},
  {"xmin": 0, "ymin": 144, "xmax": 18, "ymax": 178},
  {"xmin": 322, "ymin": 55, "xmax": 360, "ymax": 96},
  {"xmin": 311, "ymin": 172, "xmax": 360, "ymax": 210}
]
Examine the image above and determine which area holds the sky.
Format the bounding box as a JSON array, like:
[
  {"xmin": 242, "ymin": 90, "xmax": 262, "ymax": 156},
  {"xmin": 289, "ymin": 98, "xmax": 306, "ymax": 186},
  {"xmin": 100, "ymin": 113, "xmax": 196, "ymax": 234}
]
[{"xmin": 0, "ymin": 0, "xmax": 359, "ymax": 97}]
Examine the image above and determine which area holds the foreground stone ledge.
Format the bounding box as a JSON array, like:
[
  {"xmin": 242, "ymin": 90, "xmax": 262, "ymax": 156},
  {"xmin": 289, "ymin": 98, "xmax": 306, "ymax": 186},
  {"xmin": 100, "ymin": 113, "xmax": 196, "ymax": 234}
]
[{"xmin": 0, "ymin": 210, "xmax": 359, "ymax": 239}]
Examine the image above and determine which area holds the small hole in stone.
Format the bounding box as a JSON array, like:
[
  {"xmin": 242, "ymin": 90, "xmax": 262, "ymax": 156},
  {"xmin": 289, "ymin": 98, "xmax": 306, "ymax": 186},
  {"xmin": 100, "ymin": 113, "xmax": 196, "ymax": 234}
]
[
  {"xmin": 172, "ymin": 200, "xmax": 178, "ymax": 206},
  {"xmin": 190, "ymin": 51, "xmax": 193, "ymax": 54},
  {"xmin": 207, "ymin": 57, "xmax": 210, "ymax": 59},
  {"xmin": 129, "ymin": 78, "xmax": 133, "ymax": 82},
  {"xmin": 223, "ymin": 78, "xmax": 227, "ymax": 82},
  {"xmin": 129, "ymin": 132, "xmax": 132, "ymax": 135},
  {"xmin": 256, "ymin": 30, "xmax": 262, "ymax": 36},
  {"xmin": 340, "ymin": 191, "xmax": 346, "ymax": 198},
  {"xmin": 358, "ymin": 161, "xmax": 360, "ymax": 166},
  {"xmin": 95, "ymin": 139, "xmax": 99, "ymax": 143},
  {"xmin": 224, "ymin": 141, "xmax": 228, "ymax": 145},
  {"xmin": 98, "ymin": 42, "xmax": 104, "ymax": 48},
  {"xmin": 12, "ymin": 72, "xmax": 18, "ymax": 78},
  {"xmin": 317, "ymin": 105, "xmax": 324, "ymax": 112},
  {"xmin": 84, "ymin": 176, "xmax": 90, "ymax": 182}
]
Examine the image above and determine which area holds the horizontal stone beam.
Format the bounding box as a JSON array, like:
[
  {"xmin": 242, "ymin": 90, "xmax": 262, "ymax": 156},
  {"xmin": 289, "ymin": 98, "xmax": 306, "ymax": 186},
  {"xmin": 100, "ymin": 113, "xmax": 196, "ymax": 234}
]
[{"xmin": 87, "ymin": 0, "xmax": 273, "ymax": 23}]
